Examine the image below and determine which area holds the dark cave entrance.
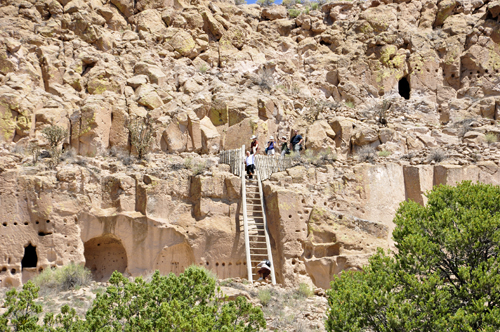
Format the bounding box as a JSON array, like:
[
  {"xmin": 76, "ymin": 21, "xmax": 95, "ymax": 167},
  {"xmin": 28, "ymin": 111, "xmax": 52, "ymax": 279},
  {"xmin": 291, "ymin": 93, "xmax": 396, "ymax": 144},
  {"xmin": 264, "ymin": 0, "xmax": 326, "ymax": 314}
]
[
  {"xmin": 21, "ymin": 244, "xmax": 38, "ymax": 270},
  {"xmin": 398, "ymin": 77, "xmax": 411, "ymax": 100}
]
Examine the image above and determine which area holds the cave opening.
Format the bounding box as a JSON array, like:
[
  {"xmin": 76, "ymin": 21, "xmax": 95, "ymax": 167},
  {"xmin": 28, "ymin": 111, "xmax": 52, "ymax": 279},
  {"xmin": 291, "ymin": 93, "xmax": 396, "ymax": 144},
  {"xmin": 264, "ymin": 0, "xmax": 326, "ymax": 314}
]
[
  {"xmin": 84, "ymin": 235, "xmax": 127, "ymax": 282},
  {"xmin": 21, "ymin": 244, "xmax": 38, "ymax": 270},
  {"xmin": 398, "ymin": 77, "xmax": 410, "ymax": 100}
]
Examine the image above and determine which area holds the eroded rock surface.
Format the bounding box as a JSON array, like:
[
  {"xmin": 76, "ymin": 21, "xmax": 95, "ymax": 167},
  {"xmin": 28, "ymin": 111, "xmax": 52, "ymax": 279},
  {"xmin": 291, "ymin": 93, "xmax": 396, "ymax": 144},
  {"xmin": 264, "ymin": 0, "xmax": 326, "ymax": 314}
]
[{"xmin": 1, "ymin": 0, "xmax": 500, "ymax": 289}]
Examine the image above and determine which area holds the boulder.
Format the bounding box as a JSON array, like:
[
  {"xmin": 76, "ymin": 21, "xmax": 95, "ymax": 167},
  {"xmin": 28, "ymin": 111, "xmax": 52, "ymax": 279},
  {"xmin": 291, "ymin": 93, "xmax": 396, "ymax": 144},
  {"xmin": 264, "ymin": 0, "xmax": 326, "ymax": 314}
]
[
  {"xmin": 463, "ymin": 131, "xmax": 486, "ymax": 144},
  {"xmin": 201, "ymin": 10, "xmax": 225, "ymax": 40},
  {"xmin": 0, "ymin": 88, "xmax": 20, "ymax": 143},
  {"xmin": 0, "ymin": 44, "xmax": 17, "ymax": 75},
  {"xmin": 468, "ymin": 97, "xmax": 496, "ymax": 119},
  {"xmin": 74, "ymin": 98, "xmax": 112, "ymax": 156},
  {"xmin": 416, "ymin": 134, "xmax": 438, "ymax": 148},
  {"xmin": 110, "ymin": 0, "xmax": 134, "ymax": 17},
  {"xmin": 306, "ymin": 120, "xmax": 336, "ymax": 153},
  {"xmin": 136, "ymin": 0, "xmax": 172, "ymax": 12},
  {"xmin": 360, "ymin": 6, "xmax": 397, "ymax": 33},
  {"xmin": 434, "ymin": 0, "xmax": 456, "ymax": 27},
  {"xmin": 162, "ymin": 118, "xmax": 189, "ymax": 153},
  {"xmin": 329, "ymin": 117, "xmax": 356, "ymax": 156},
  {"xmin": 258, "ymin": 98, "xmax": 275, "ymax": 120},
  {"xmin": 135, "ymin": 9, "xmax": 167, "ymax": 39},
  {"xmin": 351, "ymin": 125, "xmax": 379, "ymax": 147},
  {"xmin": 86, "ymin": 65, "xmax": 126, "ymax": 95},
  {"xmin": 489, "ymin": 1, "xmax": 500, "ymax": 18},
  {"xmin": 63, "ymin": 0, "xmax": 88, "ymax": 14},
  {"xmin": 262, "ymin": 6, "xmax": 287, "ymax": 20},
  {"xmin": 200, "ymin": 117, "xmax": 221, "ymax": 154},
  {"xmin": 134, "ymin": 62, "xmax": 167, "ymax": 86},
  {"xmin": 127, "ymin": 75, "xmax": 149, "ymax": 89},
  {"xmin": 37, "ymin": 45, "xmax": 64, "ymax": 91},
  {"xmin": 136, "ymin": 85, "xmax": 164, "ymax": 110},
  {"xmin": 169, "ymin": 31, "xmax": 197, "ymax": 59}
]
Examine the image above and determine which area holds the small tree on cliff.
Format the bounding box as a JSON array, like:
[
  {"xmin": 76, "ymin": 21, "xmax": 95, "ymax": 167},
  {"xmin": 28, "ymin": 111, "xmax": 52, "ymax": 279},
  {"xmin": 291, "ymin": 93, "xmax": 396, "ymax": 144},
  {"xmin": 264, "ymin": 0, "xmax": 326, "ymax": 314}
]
[
  {"xmin": 326, "ymin": 181, "xmax": 500, "ymax": 332},
  {"xmin": 127, "ymin": 116, "xmax": 153, "ymax": 160},
  {"xmin": 257, "ymin": 0, "xmax": 274, "ymax": 7},
  {"xmin": 41, "ymin": 125, "xmax": 68, "ymax": 168}
]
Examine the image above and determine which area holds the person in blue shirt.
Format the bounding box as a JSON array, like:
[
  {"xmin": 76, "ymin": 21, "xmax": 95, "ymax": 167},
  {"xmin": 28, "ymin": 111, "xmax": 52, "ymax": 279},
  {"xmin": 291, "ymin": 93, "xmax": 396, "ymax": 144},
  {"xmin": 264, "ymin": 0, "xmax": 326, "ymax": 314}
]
[
  {"xmin": 290, "ymin": 130, "xmax": 303, "ymax": 155},
  {"xmin": 266, "ymin": 136, "xmax": 275, "ymax": 155}
]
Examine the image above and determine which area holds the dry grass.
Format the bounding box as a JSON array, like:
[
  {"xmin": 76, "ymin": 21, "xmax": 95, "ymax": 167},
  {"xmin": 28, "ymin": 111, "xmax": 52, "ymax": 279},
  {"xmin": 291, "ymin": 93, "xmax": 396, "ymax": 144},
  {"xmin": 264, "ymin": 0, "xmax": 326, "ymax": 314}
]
[
  {"xmin": 357, "ymin": 146, "xmax": 376, "ymax": 163},
  {"xmin": 378, "ymin": 150, "xmax": 391, "ymax": 157},
  {"xmin": 428, "ymin": 149, "xmax": 447, "ymax": 163},
  {"xmin": 258, "ymin": 289, "xmax": 272, "ymax": 306},
  {"xmin": 32, "ymin": 263, "xmax": 91, "ymax": 295},
  {"xmin": 297, "ymin": 283, "xmax": 313, "ymax": 298},
  {"xmin": 485, "ymin": 133, "xmax": 498, "ymax": 144}
]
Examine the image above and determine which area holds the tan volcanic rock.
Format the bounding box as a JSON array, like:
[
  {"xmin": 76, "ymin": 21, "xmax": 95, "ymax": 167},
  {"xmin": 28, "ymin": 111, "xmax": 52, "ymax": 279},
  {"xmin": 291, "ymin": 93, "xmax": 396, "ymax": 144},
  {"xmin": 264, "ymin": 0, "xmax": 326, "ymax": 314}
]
[{"xmin": 2, "ymin": 0, "xmax": 500, "ymax": 291}]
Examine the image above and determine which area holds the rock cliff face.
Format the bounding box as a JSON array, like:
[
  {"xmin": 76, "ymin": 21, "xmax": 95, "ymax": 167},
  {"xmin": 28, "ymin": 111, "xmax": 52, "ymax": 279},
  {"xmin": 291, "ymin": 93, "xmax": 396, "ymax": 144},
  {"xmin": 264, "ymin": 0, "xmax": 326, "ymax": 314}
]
[{"xmin": 1, "ymin": 0, "xmax": 500, "ymax": 288}]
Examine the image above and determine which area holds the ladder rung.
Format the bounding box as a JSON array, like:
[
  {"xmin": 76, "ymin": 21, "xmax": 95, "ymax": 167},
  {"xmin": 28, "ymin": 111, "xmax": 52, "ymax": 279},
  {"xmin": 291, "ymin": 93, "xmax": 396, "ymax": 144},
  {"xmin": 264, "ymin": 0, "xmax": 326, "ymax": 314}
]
[{"xmin": 249, "ymin": 241, "xmax": 267, "ymax": 244}]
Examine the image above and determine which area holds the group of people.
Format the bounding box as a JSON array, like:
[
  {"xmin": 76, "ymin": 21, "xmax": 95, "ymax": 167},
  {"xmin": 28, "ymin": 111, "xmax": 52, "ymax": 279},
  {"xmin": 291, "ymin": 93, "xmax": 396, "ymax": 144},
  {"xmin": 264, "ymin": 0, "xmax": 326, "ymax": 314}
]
[{"xmin": 245, "ymin": 130, "xmax": 304, "ymax": 179}]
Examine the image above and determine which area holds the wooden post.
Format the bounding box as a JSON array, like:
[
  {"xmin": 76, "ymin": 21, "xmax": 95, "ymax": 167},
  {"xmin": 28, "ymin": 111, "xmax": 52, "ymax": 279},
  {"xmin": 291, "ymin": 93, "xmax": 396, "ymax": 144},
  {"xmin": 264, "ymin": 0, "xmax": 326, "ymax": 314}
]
[
  {"xmin": 241, "ymin": 145, "xmax": 252, "ymax": 283},
  {"xmin": 257, "ymin": 170, "xmax": 276, "ymax": 285}
]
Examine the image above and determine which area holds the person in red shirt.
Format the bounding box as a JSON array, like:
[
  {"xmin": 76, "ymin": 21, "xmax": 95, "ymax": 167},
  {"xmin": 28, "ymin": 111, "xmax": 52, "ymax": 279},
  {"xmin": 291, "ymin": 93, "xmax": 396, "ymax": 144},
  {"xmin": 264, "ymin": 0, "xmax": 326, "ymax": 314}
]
[{"xmin": 250, "ymin": 135, "xmax": 259, "ymax": 155}]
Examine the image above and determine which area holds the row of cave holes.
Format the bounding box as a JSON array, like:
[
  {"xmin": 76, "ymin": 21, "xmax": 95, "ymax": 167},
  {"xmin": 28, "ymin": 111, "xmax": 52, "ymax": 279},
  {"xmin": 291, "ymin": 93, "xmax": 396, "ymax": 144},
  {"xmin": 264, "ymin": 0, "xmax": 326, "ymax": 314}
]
[
  {"xmin": 3, "ymin": 220, "xmax": 50, "ymax": 227},
  {"xmin": 202, "ymin": 261, "xmax": 246, "ymax": 267},
  {"xmin": 460, "ymin": 69, "xmax": 499, "ymax": 79},
  {"xmin": 2, "ymin": 217, "xmax": 77, "ymax": 235},
  {"xmin": 2, "ymin": 220, "xmax": 53, "ymax": 236}
]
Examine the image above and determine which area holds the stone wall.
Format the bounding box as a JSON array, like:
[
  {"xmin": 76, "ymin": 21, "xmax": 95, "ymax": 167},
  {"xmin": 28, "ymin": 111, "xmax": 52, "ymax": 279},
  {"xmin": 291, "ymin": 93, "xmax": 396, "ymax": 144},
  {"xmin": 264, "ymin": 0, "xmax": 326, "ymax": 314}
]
[{"xmin": 2, "ymin": 154, "xmax": 499, "ymax": 289}]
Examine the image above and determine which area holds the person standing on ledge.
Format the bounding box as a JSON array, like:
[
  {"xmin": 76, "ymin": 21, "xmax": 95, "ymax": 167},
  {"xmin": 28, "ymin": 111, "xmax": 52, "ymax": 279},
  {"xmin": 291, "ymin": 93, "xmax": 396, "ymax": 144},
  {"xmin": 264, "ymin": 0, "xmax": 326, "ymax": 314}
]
[
  {"xmin": 290, "ymin": 130, "xmax": 303, "ymax": 155},
  {"xmin": 280, "ymin": 136, "xmax": 289, "ymax": 157},
  {"xmin": 244, "ymin": 151, "xmax": 255, "ymax": 179},
  {"xmin": 266, "ymin": 136, "xmax": 275, "ymax": 155},
  {"xmin": 250, "ymin": 135, "xmax": 259, "ymax": 155}
]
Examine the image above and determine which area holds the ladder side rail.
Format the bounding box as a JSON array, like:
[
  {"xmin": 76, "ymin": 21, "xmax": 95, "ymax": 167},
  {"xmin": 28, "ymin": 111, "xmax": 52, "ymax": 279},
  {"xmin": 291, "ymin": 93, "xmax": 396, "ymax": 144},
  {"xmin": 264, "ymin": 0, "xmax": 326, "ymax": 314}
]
[
  {"xmin": 241, "ymin": 145, "xmax": 252, "ymax": 283},
  {"xmin": 257, "ymin": 170, "xmax": 276, "ymax": 285}
]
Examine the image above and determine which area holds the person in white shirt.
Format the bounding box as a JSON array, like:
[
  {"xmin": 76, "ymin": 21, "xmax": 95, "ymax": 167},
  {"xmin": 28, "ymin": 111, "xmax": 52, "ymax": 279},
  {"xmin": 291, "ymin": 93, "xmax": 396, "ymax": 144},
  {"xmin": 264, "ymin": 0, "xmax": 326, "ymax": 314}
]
[
  {"xmin": 256, "ymin": 260, "xmax": 271, "ymax": 281},
  {"xmin": 244, "ymin": 151, "xmax": 255, "ymax": 179}
]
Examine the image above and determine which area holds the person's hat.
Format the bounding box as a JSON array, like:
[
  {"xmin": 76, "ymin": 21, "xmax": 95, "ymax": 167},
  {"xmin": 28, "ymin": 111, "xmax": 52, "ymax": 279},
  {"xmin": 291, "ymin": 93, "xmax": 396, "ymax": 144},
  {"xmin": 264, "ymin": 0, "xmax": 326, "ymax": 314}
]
[
  {"xmin": 269, "ymin": 136, "xmax": 274, "ymax": 139},
  {"xmin": 281, "ymin": 136, "xmax": 287, "ymax": 140},
  {"xmin": 251, "ymin": 135, "xmax": 257, "ymax": 139}
]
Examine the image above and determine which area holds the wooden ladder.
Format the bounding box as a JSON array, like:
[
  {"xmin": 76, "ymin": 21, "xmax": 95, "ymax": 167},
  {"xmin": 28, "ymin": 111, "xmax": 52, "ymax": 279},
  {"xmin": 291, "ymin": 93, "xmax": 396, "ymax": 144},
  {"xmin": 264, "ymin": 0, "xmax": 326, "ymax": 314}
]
[{"xmin": 241, "ymin": 146, "xmax": 276, "ymax": 284}]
